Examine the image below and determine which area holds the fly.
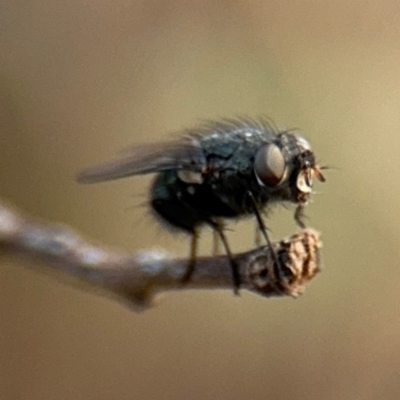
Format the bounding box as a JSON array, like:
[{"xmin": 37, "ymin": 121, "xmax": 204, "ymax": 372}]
[{"xmin": 77, "ymin": 118, "xmax": 325, "ymax": 293}]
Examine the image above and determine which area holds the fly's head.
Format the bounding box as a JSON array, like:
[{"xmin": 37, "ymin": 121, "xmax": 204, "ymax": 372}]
[{"xmin": 253, "ymin": 132, "xmax": 325, "ymax": 205}]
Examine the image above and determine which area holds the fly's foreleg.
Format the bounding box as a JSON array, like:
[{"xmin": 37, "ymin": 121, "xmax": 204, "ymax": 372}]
[{"xmin": 246, "ymin": 191, "xmax": 285, "ymax": 293}]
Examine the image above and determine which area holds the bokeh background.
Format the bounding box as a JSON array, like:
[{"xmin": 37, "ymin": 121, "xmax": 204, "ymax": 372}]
[{"xmin": 1, "ymin": 1, "xmax": 400, "ymax": 399}]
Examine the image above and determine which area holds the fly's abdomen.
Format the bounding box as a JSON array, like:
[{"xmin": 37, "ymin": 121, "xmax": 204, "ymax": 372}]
[
  {"xmin": 150, "ymin": 172, "xmax": 205, "ymax": 233},
  {"xmin": 150, "ymin": 170, "xmax": 248, "ymax": 232}
]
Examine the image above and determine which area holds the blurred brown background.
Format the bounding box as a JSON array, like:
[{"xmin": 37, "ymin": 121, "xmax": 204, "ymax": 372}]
[{"xmin": 1, "ymin": 1, "xmax": 400, "ymax": 399}]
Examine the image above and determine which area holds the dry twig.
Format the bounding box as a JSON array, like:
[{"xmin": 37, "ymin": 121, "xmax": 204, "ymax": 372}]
[{"xmin": 0, "ymin": 200, "xmax": 322, "ymax": 310}]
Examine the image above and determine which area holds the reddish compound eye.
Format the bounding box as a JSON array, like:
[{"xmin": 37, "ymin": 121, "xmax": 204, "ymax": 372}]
[{"xmin": 254, "ymin": 143, "xmax": 287, "ymax": 187}]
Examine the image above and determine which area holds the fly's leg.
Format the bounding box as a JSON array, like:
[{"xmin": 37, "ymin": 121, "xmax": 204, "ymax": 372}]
[
  {"xmin": 246, "ymin": 191, "xmax": 276, "ymax": 250},
  {"xmin": 151, "ymin": 189, "xmax": 201, "ymax": 284},
  {"xmin": 254, "ymin": 219, "xmax": 262, "ymax": 247},
  {"xmin": 212, "ymin": 218, "xmax": 222, "ymax": 255},
  {"xmin": 181, "ymin": 230, "xmax": 199, "ymax": 283},
  {"xmin": 209, "ymin": 220, "xmax": 241, "ymax": 294},
  {"xmin": 246, "ymin": 191, "xmax": 284, "ymax": 292},
  {"xmin": 294, "ymin": 204, "xmax": 307, "ymax": 228}
]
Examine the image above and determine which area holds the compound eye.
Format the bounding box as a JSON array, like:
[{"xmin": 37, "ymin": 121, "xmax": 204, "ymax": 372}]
[{"xmin": 254, "ymin": 143, "xmax": 286, "ymax": 187}]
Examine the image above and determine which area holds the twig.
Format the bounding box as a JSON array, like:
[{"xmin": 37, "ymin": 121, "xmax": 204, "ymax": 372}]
[{"xmin": 0, "ymin": 200, "xmax": 322, "ymax": 310}]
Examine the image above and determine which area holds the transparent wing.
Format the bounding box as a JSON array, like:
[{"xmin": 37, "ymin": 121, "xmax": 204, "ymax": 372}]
[{"xmin": 77, "ymin": 140, "xmax": 206, "ymax": 184}]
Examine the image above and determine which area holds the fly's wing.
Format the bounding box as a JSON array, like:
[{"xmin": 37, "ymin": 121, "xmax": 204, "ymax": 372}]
[{"xmin": 77, "ymin": 140, "xmax": 206, "ymax": 184}]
